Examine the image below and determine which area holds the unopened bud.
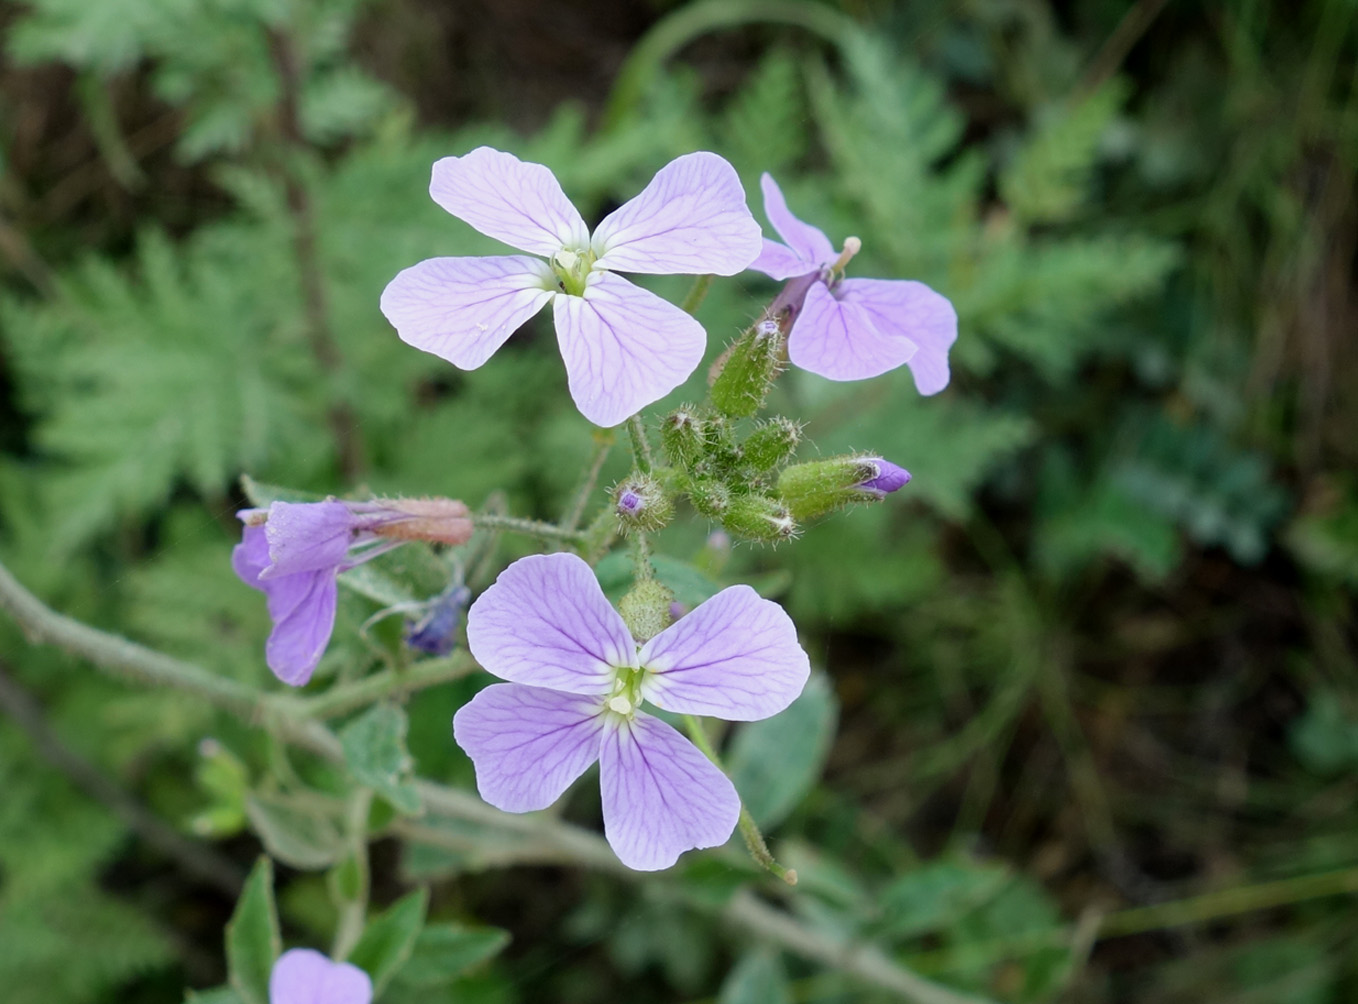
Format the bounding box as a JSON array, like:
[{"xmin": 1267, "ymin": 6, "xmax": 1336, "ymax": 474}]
[
  {"xmin": 618, "ymin": 578, "xmax": 675, "ymax": 642},
  {"xmin": 742, "ymin": 416, "xmax": 802, "ymax": 471},
  {"xmin": 777, "ymin": 455, "xmax": 911, "ymax": 521},
  {"xmin": 710, "ymin": 318, "xmax": 784, "ymax": 418},
  {"xmin": 661, "ymin": 407, "xmax": 705, "ymax": 468},
  {"xmin": 405, "ymin": 584, "xmax": 471, "ymax": 656},
  {"xmin": 688, "ymin": 478, "xmax": 732, "ymax": 519},
  {"xmin": 613, "ymin": 475, "xmax": 673, "ymax": 533},
  {"xmin": 722, "ymin": 493, "xmax": 798, "ymax": 543},
  {"xmin": 376, "ymin": 497, "xmax": 474, "ymax": 545}
]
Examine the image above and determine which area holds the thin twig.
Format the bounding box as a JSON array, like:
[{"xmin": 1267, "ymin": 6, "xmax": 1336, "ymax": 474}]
[
  {"xmin": 472, "ymin": 512, "xmax": 585, "ymax": 544},
  {"xmin": 626, "ymin": 414, "xmax": 654, "ymax": 473},
  {"xmin": 563, "ymin": 431, "xmax": 616, "ymax": 534},
  {"xmin": 295, "ymin": 652, "xmax": 478, "ymax": 719}
]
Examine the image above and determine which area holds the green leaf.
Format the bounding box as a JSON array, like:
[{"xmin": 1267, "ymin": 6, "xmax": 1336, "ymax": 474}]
[
  {"xmin": 393, "ymin": 923, "xmax": 512, "ymax": 987},
  {"xmin": 225, "ymin": 857, "xmax": 280, "ymax": 1004},
  {"xmin": 185, "ymin": 988, "xmax": 247, "ymax": 1004},
  {"xmin": 340, "ymin": 705, "xmax": 423, "ymax": 815},
  {"xmin": 717, "ymin": 949, "xmax": 791, "ymax": 1004},
  {"xmin": 727, "ymin": 673, "xmax": 837, "ymax": 828},
  {"xmin": 876, "ymin": 858, "xmax": 1010, "ymax": 940},
  {"xmin": 346, "ymin": 888, "xmax": 429, "ymax": 994},
  {"xmin": 244, "ymin": 795, "xmax": 346, "ymax": 870}
]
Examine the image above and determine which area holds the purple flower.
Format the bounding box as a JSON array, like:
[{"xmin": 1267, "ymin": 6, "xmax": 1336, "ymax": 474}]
[
  {"xmin": 750, "ymin": 174, "xmax": 958, "ymax": 393},
  {"xmin": 233, "ymin": 498, "xmax": 472, "ymax": 686},
  {"xmin": 270, "ymin": 948, "xmax": 371, "ymax": 1004},
  {"xmin": 380, "ymin": 147, "xmax": 763, "ymax": 428},
  {"xmin": 857, "ymin": 458, "xmax": 911, "ymax": 496},
  {"xmin": 452, "ymin": 553, "xmax": 810, "ymax": 870}
]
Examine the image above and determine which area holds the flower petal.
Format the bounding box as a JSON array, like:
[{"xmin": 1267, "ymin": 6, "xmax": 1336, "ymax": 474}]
[
  {"xmin": 639, "ymin": 585, "xmax": 809, "ymax": 720},
  {"xmin": 466, "ymin": 552, "xmax": 634, "ymax": 694},
  {"xmin": 553, "ymin": 272, "xmax": 706, "ymax": 428},
  {"xmin": 232, "ymin": 522, "xmax": 270, "ymax": 587},
  {"xmin": 429, "ymin": 147, "xmax": 589, "ymax": 255},
  {"xmin": 263, "ymin": 567, "xmax": 338, "ymax": 687},
  {"xmin": 838, "ymin": 278, "xmax": 958, "ymax": 395},
  {"xmin": 599, "ymin": 712, "xmax": 740, "ymax": 871},
  {"xmin": 380, "ymin": 255, "xmax": 555, "ymax": 370},
  {"xmin": 452, "ymin": 683, "xmax": 606, "ymax": 812},
  {"xmin": 758, "ymin": 173, "xmax": 835, "ymax": 268},
  {"xmin": 270, "ymin": 948, "xmax": 372, "ymax": 1004},
  {"xmin": 750, "ymin": 237, "xmax": 820, "ymax": 281},
  {"xmin": 788, "ymin": 280, "xmax": 919, "ymax": 381},
  {"xmin": 592, "ymin": 152, "xmax": 762, "ymax": 275},
  {"xmin": 262, "ymin": 501, "xmax": 355, "ymax": 578}
]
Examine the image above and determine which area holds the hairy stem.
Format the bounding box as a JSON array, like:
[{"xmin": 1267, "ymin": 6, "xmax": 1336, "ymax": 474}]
[
  {"xmin": 626, "ymin": 414, "xmax": 654, "ymax": 473},
  {"xmin": 680, "ymin": 273, "xmax": 714, "ymax": 314},
  {"xmin": 332, "ymin": 789, "xmax": 374, "ymax": 960},
  {"xmin": 563, "ymin": 430, "xmax": 616, "ymax": 533},
  {"xmin": 472, "ymin": 512, "xmax": 585, "ymax": 544},
  {"xmin": 296, "ymin": 651, "xmax": 479, "ymax": 719}
]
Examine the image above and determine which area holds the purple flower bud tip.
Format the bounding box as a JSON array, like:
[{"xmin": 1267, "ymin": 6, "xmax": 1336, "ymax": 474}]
[
  {"xmin": 859, "ymin": 459, "xmax": 911, "ymax": 495},
  {"xmin": 618, "ymin": 489, "xmax": 644, "ymax": 514}
]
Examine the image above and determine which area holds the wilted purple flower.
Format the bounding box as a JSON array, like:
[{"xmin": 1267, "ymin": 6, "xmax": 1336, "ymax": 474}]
[
  {"xmin": 857, "ymin": 457, "xmax": 911, "ymax": 496},
  {"xmin": 405, "ymin": 583, "xmax": 472, "ymax": 656},
  {"xmin": 233, "ymin": 498, "xmax": 473, "ymax": 686},
  {"xmin": 453, "ymin": 553, "xmax": 809, "ymax": 870},
  {"xmin": 380, "ymin": 147, "xmax": 763, "ymax": 428},
  {"xmin": 751, "ymin": 174, "xmax": 957, "ymax": 393},
  {"xmin": 270, "ymin": 948, "xmax": 371, "ymax": 1004}
]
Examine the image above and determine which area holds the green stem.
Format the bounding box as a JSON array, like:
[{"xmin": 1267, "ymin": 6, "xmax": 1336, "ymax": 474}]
[
  {"xmin": 297, "ymin": 652, "xmax": 478, "ymax": 719},
  {"xmin": 631, "ymin": 531, "xmax": 655, "ymax": 583},
  {"xmin": 680, "ymin": 274, "xmax": 714, "ymax": 315},
  {"xmin": 472, "ymin": 512, "xmax": 584, "ymax": 544},
  {"xmin": 331, "ymin": 788, "xmax": 373, "ymax": 960},
  {"xmin": 563, "ymin": 430, "xmax": 616, "ymax": 533},
  {"xmin": 627, "ymin": 414, "xmax": 653, "ymax": 474}
]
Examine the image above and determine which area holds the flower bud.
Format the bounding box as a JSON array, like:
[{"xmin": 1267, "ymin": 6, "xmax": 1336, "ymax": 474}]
[
  {"xmin": 613, "ymin": 474, "xmax": 674, "ymax": 533},
  {"xmin": 374, "ymin": 497, "xmax": 474, "ymax": 545},
  {"xmin": 405, "ymin": 584, "xmax": 471, "ymax": 655},
  {"xmin": 687, "ymin": 478, "xmax": 732, "ymax": 519},
  {"xmin": 777, "ymin": 455, "xmax": 911, "ymax": 521},
  {"xmin": 742, "ymin": 416, "xmax": 802, "ymax": 471},
  {"xmin": 709, "ymin": 318, "xmax": 784, "ymax": 418},
  {"xmin": 660, "ymin": 407, "xmax": 705, "ymax": 468},
  {"xmin": 618, "ymin": 578, "xmax": 675, "ymax": 642},
  {"xmin": 722, "ymin": 493, "xmax": 797, "ymax": 543}
]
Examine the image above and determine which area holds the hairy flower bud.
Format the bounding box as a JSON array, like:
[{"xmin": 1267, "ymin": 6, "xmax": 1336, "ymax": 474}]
[
  {"xmin": 777, "ymin": 455, "xmax": 911, "ymax": 521},
  {"xmin": 618, "ymin": 578, "xmax": 675, "ymax": 642},
  {"xmin": 613, "ymin": 474, "xmax": 674, "ymax": 533},
  {"xmin": 709, "ymin": 318, "xmax": 784, "ymax": 418},
  {"xmin": 722, "ymin": 493, "xmax": 797, "ymax": 543},
  {"xmin": 661, "ymin": 407, "xmax": 705, "ymax": 468},
  {"xmin": 742, "ymin": 416, "xmax": 802, "ymax": 471},
  {"xmin": 687, "ymin": 478, "xmax": 732, "ymax": 519}
]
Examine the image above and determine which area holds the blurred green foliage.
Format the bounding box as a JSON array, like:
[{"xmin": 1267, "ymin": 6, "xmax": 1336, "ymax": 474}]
[{"xmin": 0, "ymin": 0, "xmax": 1355, "ymax": 1002}]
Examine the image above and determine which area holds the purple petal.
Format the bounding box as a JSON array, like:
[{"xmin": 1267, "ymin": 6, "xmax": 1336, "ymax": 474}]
[
  {"xmin": 859, "ymin": 458, "xmax": 911, "ymax": 495},
  {"xmin": 553, "ymin": 272, "xmax": 706, "ymax": 428},
  {"xmin": 591, "ymin": 152, "xmax": 762, "ymax": 275},
  {"xmin": 759, "ymin": 173, "xmax": 835, "ymax": 268},
  {"xmin": 838, "ymin": 278, "xmax": 958, "ymax": 395},
  {"xmin": 466, "ymin": 553, "xmax": 634, "ymax": 695},
  {"xmin": 788, "ymin": 280, "xmax": 919, "ymax": 381},
  {"xmin": 380, "ymin": 255, "xmax": 556, "ymax": 370},
  {"xmin": 429, "ymin": 147, "xmax": 589, "ymax": 256},
  {"xmin": 452, "ymin": 683, "xmax": 606, "ymax": 812},
  {"xmin": 263, "ymin": 567, "xmax": 338, "ymax": 687},
  {"xmin": 638, "ymin": 585, "xmax": 809, "ymax": 721},
  {"xmin": 599, "ymin": 712, "xmax": 740, "ymax": 871},
  {"xmin": 269, "ymin": 948, "xmax": 372, "ymax": 1004},
  {"xmin": 750, "ymin": 237, "xmax": 820, "ymax": 281},
  {"xmin": 262, "ymin": 501, "xmax": 356, "ymax": 578},
  {"xmin": 232, "ymin": 522, "xmax": 270, "ymax": 587}
]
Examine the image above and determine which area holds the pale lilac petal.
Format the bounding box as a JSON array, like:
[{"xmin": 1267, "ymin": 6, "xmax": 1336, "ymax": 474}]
[
  {"xmin": 466, "ymin": 553, "xmax": 634, "ymax": 694},
  {"xmin": 638, "ymin": 585, "xmax": 809, "ymax": 720},
  {"xmin": 750, "ymin": 237, "xmax": 819, "ymax": 281},
  {"xmin": 270, "ymin": 948, "xmax": 372, "ymax": 1004},
  {"xmin": 263, "ymin": 567, "xmax": 338, "ymax": 687},
  {"xmin": 759, "ymin": 173, "xmax": 835, "ymax": 268},
  {"xmin": 232, "ymin": 522, "xmax": 270, "ymax": 586},
  {"xmin": 788, "ymin": 281, "xmax": 919, "ymax": 381},
  {"xmin": 591, "ymin": 152, "xmax": 762, "ymax": 275},
  {"xmin": 380, "ymin": 255, "xmax": 555, "ymax": 370},
  {"xmin": 429, "ymin": 147, "xmax": 588, "ymax": 255},
  {"xmin": 553, "ymin": 272, "xmax": 706, "ymax": 428},
  {"xmin": 838, "ymin": 278, "xmax": 958, "ymax": 395},
  {"xmin": 452, "ymin": 683, "xmax": 606, "ymax": 812},
  {"xmin": 262, "ymin": 501, "xmax": 355, "ymax": 577},
  {"xmin": 599, "ymin": 713, "xmax": 740, "ymax": 871}
]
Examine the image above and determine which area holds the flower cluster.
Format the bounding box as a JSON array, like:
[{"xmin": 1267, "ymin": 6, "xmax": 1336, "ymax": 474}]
[{"xmin": 453, "ymin": 553, "xmax": 810, "ymax": 870}]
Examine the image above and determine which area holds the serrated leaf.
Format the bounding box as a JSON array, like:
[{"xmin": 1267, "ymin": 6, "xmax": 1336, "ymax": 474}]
[
  {"xmin": 346, "ymin": 888, "xmax": 429, "ymax": 994},
  {"xmin": 245, "ymin": 795, "xmax": 346, "ymax": 870},
  {"xmin": 225, "ymin": 858, "xmax": 280, "ymax": 1004},
  {"xmin": 340, "ymin": 705, "xmax": 423, "ymax": 815},
  {"xmin": 392, "ymin": 923, "xmax": 511, "ymax": 987}
]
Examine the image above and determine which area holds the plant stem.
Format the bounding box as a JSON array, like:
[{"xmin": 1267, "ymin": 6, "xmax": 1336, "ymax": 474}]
[
  {"xmin": 471, "ymin": 512, "xmax": 584, "ymax": 544},
  {"xmin": 563, "ymin": 430, "xmax": 616, "ymax": 533},
  {"xmin": 332, "ymin": 788, "xmax": 373, "ymax": 960},
  {"xmin": 680, "ymin": 273, "xmax": 714, "ymax": 314},
  {"xmin": 631, "ymin": 531, "xmax": 654, "ymax": 582},
  {"xmin": 297, "ymin": 652, "xmax": 478, "ymax": 719},
  {"xmin": 626, "ymin": 414, "xmax": 653, "ymax": 473}
]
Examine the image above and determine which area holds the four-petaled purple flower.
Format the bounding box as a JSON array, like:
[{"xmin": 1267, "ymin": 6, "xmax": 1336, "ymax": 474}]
[
  {"xmin": 751, "ymin": 173, "xmax": 958, "ymax": 394},
  {"xmin": 270, "ymin": 948, "xmax": 371, "ymax": 1004},
  {"xmin": 380, "ymin": 147, "xmax": 763, "ymax": 428},
  {"xmin": 453, "ymin": 553, "xmax": 810, "ymax": 870},
  {"xmin": 233, "ymin": 498, "xmax": 472, "ymax": 686}
]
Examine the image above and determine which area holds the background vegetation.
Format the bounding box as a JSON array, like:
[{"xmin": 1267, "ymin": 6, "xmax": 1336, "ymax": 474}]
[{"xmin": 0, "ymin": 0, "xmax": 1355, "ymax": 1001}]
